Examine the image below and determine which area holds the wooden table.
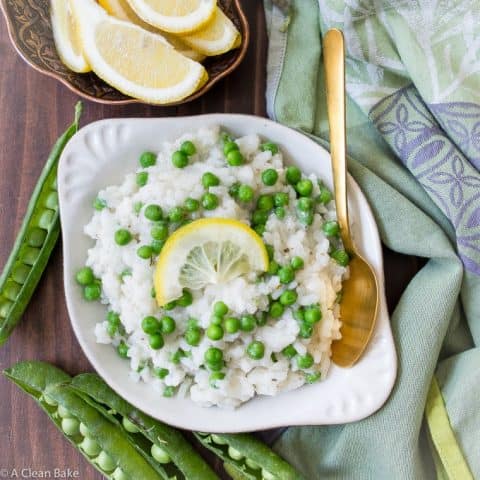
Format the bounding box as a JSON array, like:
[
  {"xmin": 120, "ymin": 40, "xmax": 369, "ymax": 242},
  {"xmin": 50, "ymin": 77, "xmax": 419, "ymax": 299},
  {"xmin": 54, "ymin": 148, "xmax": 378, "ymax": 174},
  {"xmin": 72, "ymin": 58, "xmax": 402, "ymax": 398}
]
[{"xmin": 0, "ymin": 3, "xmax": 421, "ymax": 478}]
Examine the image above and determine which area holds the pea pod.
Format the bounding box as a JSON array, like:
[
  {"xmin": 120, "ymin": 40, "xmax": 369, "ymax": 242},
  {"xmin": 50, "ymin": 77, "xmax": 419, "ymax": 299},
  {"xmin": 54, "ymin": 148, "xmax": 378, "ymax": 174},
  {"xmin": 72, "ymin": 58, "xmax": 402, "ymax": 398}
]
[
  {"xmin": 4, "ymin": 361, "xmax": 161, "ymax": 480},
  {"xmin": 195, "ymin": 432, "xmax": 304, "ymax": 480},
  {"xmin": 0, "ymin": 103, "xmax": 82, "ymax": 346},
  {"xmin": 70, "ymin": 373, "xmax": 219, "ymax": 480}
]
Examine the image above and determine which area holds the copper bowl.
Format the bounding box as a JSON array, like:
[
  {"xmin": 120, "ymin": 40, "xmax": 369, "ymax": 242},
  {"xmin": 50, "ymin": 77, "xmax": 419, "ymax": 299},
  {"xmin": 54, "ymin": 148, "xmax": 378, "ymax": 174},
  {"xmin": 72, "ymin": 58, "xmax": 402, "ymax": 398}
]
[{"xmin": 0, "ymin": 0, "xmax": 249, "ymax": 105}]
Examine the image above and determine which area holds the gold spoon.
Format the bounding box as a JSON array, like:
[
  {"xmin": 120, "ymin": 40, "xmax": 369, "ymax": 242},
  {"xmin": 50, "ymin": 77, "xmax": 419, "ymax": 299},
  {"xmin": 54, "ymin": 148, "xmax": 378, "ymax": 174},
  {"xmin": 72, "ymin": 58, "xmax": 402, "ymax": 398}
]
[{"xmin": 323, "ymin": 29, "xmax": 379, "ymax": 367}]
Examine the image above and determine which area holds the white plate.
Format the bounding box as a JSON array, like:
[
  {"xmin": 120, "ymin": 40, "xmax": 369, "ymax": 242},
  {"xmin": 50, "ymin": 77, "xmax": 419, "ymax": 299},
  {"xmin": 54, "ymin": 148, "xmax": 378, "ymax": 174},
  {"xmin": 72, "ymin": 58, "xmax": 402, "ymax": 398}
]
[{"xmin": 58, "ymin": 114, "xmax": 397, "ymax": 432}]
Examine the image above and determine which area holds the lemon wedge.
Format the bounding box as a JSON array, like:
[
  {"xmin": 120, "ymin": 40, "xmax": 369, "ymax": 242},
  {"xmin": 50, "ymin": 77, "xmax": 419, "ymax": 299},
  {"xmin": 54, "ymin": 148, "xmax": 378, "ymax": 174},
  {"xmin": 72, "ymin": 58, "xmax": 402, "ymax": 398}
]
[
  {"xmin": 71, "ymin": 0, "xmax": 208, "ymax": 104},
  {"xmin": 125, "ymin": 0, "xmax": 216, "ymax": 34},
  {"xmin": 50, "ymin": 0, "xmax": 90, "ymax": 73},
  {"xmin": 98, "ymin": 0, "xmax": 206, "ymax": 61},
  {"xmin": 154, "ymin": 218, "xmax": 269, "ymax": 305},
  {"xmin": 180, "ymin": 7, "xmax": 241, "ymax": 56}
]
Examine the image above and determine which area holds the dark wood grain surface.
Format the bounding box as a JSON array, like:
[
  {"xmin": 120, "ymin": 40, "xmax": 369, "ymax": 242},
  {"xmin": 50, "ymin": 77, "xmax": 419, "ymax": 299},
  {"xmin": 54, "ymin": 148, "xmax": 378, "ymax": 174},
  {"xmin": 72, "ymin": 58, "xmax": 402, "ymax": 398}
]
[{"xmin": 0, "ymin": 3, "xmax": 421, "ymax": 479}]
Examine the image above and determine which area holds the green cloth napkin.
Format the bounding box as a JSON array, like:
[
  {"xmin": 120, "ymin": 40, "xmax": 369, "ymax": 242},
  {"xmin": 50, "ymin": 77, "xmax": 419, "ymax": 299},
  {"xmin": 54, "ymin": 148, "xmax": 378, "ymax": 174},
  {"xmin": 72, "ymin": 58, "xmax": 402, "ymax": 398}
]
[{"xmin": 264, "ymin": 1, "xmax": 480, "ymax": 478}]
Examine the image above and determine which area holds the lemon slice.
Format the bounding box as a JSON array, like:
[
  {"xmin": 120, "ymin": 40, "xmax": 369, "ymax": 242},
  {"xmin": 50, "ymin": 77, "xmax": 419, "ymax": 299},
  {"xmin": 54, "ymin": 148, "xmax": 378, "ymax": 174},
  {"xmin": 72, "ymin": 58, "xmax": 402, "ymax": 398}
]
[
  {"xmin": 50, "ymin": 0, "xmax": 90, "ymax": 73},
  {"xmin": 180, "ymin": 7, "xmax": 241, "ymax": 56},
  {"xmin": 71, "ymin": 0, "xmax": 208, "ymax": 104},
  {"xmin": 154, "ymin": 218, "xmax": 269, "ymax": 305},
  {"xmin": 125, "ymin": 0, "xmax": 216, "ymax": 34},
  {"xmin": 98, "ymin": 0, "xmax": 206, "ymax": 61}
]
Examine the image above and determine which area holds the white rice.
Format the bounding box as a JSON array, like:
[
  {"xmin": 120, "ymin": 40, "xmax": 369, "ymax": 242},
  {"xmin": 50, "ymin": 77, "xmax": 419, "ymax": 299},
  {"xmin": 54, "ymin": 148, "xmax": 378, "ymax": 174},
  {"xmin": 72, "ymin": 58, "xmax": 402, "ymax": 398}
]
[{"xmin": 84, "ymin": 126, "xmax": 348, "ymax": 408}]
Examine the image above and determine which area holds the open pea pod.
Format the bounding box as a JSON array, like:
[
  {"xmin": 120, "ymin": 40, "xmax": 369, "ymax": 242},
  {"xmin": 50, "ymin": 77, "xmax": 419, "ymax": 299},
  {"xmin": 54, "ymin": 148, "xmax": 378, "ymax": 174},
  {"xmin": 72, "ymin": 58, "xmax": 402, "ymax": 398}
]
[
  {"xmin": 194, "ymin": 432, "xmax": 304, "ymax": 480},
  {"xmin": 4, "ymin": 361, "xmax": 161, "ymax": 480},
  {"xmin": 70, "ymin": 373, "xmax": 219, "ymax": 480},
  {"xmin": 0, "ymin": 102, "xmax": 82, "ymax": 346}
]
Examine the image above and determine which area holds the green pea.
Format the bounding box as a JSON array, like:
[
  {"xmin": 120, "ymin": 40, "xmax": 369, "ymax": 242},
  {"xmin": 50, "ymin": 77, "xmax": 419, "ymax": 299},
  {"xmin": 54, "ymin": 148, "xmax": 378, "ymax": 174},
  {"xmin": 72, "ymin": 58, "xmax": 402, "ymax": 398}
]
[
  {"xmin": 44, "ymin": 191, "xmax": 58, "ymax": 209},
  {"xmin": 0, "ymin": 300, "xmax": 12, "ymax": 318},
  {"xmin": 137, "ymin": 245, "xmax": 153, "ymax": 259},
  {"xmin": 256, "ymin": 311, "xmax": 268, "ymax": 326},
  {"xmin": 262, "ymin": 168, "xmax": 279, "ymax": 186},
  {"xmin": 12, "ymin": 264, "xmax": 30, "ymax": 284},
  {"xmin": 114, "ymin": 229, "xmax": 132, "ymax": 246},
  {"xmin": 144, "ymin": 204, "xmax": 163, "ymax": 221},
  {"xmin": 79, "ymin": 422, "xmax": 90, "ymax": 437},
  {"xmin": 204, "ymin": 347, "xmax": 223, "ymax": 365},
  {"xmin": 240, "ymin": 314, "xmax": 256, "ymax": 332},
  {"xmin": 139, "ymin": 151, "xmax": 156, "ymax": 168},
  {"xmin": 180, "ymin": 140, "xmax": 196, "ymax": 156},
  {"xmin": 27, "ymin": 227, "xmax": 47, "ymax": 247},
  {"xmin": 262, "ymin": 469, "xmax": 276, "ymax": 480},
  {"xmin": 151, "ymin": 240, "xmax": 164, "ymax": 255},
  {"xmin": 323, "ymin": 220, "xmax": 340, "ymax": 237},
  {"xmin": 117, "ymin": 341, "xmax": 129, "ymax": 358},
  {"xmin": 61, "ymin": 417, "xmax": 80, "ymax": 436},
  {"xmin": 122, "ymin": 416, "xmax": 139, "ymax": 433},
  {"xmin": 265, "ymin": 244, "xmax": 274, "ymax": 260},
  {"xmin": 229, "ymin": 182, "xmax": 240, "ymax": 198},
  {"xmin": 305, "ymin": 372, "xmax": 321, "ymax": 383},
  {"xmin": 223, "ymin": 141, "xmax": 238, "ymax": 155},
  {"xmin": 202, "ymin": 172, "xmax": 220, "ymax": 188},
  {"xmin": 185, "ymin": 326, "xmax": 201, "ymax": 346},
  {"xmin": 42, "ymin": 394, "xmax": 58, "ymax": 407},
  {"xmin": 304, "ymin": 306, "xmax": 322, "ymax": 324},
  {"xmin": 317, "ymin": 184, "xmax": 333, "ymax": 204},
  {"xmin": 228, "ymin": 446, "xmax": 244, "ymax": 461},
  {"xmin": 151, "ymin": 444, "xmax": 171, "ymax": 463},
  {"xmin": 22, "ymin": 247, "xmax": 40, "ymax": 266},
  {"xmin": 220, "ymin": 132, "xmax": 233, "ymax": 145},
  {"xmin": 154, "ymin": 367, "xmax": 169, "ymax": 379},
  {"xmin": 96, "ymin": 451, "xmax": 116, "ymax": 472},
  {"xmin": 177, "ymin": 289, "xmax": 193, "ymax": 307},
  {"xmin": 93, "ymin": 197, "xmax": 106, "ymax": 211},
  {"xmin": 286, "ymin": 166, "xmax": 301, "ymax": 185},
  {"xmin": 252, "ymin": 210, "xmax": 268, "ymax": 225},
  {"xmin": 331, "ymin": 249, "xmax": 350, "ymax": 266},
  {"xmin": 184, "ymin": 197, "xmax": 200, "ymax": 212},
  {"xmin": 141, "ymin": 316, "xmax": 160, "ymax": 334},
  {"xmin": 260, "ymin": 142, "xmax": 279, "ymax": 155},
  {"xmin": 278, "ymin": 265, "xmax": 295, "ymax": 284},
  {"xmin": 254, "ymin": 224, "xmax": 266, "ymax": 236},
  {"xmin": 210, "ymin": 314, "xmax": 223, "ymax": 325},
  {"xmin": 160, "ymin": 316, "xmax": 176, "ymax": 334},
  {"xmin": 107, "ymin": 311, "xmax": 120, "ymax": 326},
  {"xmin": 299, "ymin": 322, "xmax": 313, "ymax": 338},
  {"xmin": 112, "ymin": 467, "xmax": 128, "ymax": 480},
  {"xmin": 282, "ymin": 344, "xmax": 297, "ymax": 358},
  {"xmin": 224, "ymin": 317, "xmax": 240, "ymax": 334},
  {"xmin": 207, "ymin": 324, "xmax": 224, "ymax": 340},
  {"xmin": 279, "ymin": 290, "xmax": 298, "ymax": 306},
  {"xmin": 136, "ymin": 172, "xmax": 148, "ymax": 187},
  {"xmin": 297, "ymin": 352, "xmax": 314, "ymax": 369},
  {"xmin": 275, "ymin": 207, "xmax": 286, "ymax": 219},
  {"xmin": 246, "ymin": 458, "xmax": 261, "ymax": 470},
  {"xmin": 297, "ymin": 209, "xmax": 314, "ymax": 226},
  {"xmin": 168, "ymin": 206, "xmax": 185, "ymax": 223},
  {"xmin": 267, "ymin": 260, "xmax": 279, "ymax": 275},
  {"xmin": 211, "ymin": 434, "xmax": 228, "ymax": 445},
  {"xmin": 293, "ymin": 308, "xmax": 305, "ymax": 322},
  {"xmin": 247, "ymin": 341, "xmax": 265, "ymax": 360},
  {"xmin": 269, "ymin": 301, "xmax": 284, "ymax": 318},
  {"xmin": 213, "ymin": 301, "xmax": 228, "ymax": 317},
  {"xmin": 226, "ymin": 150, "xmax": 244, "ymax": 166},
  {"xmin": 274, "ymin": 192, "xmax": 289, "ymax": 207},
  {"xmin": 257, "ymin": 194, "xmax": 274, "ymax": 211},
  {"xmin": 298, "ymin": 197, "xmax": 314, "ymax": 211},
  {"xmin": 106, "ymin": 322, "xmax": 118, "ymax": 337},
  {"xmin": 209, "ymin": 372, "xmax": 226, "ymax": 388},
  {"xmin": 75, "ymin": 266, "xmax": 94, "ymax": 286},
  {"xmin": 296, "ymin": 179, "xmax": 313, "ymax": 197},
  {"xmin": 84, "ymin": 283, "xmax": 101, "ymax": 301},
  {"xmin": 80, "ymin": 437, "xmax": 102, "ymax": 457},
  {"xmin": 38, "ymin": 210, "xmax": 54, "ymax": 229},
  {"xmin": 3, "ymin": 282, "xmax": 20, "ymax": 301},
  {"xmin": 149, "ymin": 333, "xmax": 164, "ymax": 350},
  {"xmin": 201, "ymin": 192, "xmax": 219, "ymax": 210},
  {"xmin": 237, "ymin": 184, "xmax": 254, "ymax": 202},
  {"xmin": 172, "ymin": 150, "xmax": 189, "ymax": 168},
  {"xmin": 163, "ymin": 386, "xmax": 176, "ymax": 398},
  {"xmin": 291, "ymin": 256, "xmax": 304, "ymax": 270},
  {"xmin": 57, "ymin": 405, "xmax": 72, "ymax": 418}
]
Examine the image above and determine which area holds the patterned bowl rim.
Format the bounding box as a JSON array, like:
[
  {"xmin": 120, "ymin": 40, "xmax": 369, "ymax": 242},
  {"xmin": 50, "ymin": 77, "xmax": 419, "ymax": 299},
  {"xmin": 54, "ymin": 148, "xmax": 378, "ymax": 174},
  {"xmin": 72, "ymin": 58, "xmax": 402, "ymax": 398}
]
[{"xmin": 0, "ymin": 0, "xmax": 250, "ymax": 106}]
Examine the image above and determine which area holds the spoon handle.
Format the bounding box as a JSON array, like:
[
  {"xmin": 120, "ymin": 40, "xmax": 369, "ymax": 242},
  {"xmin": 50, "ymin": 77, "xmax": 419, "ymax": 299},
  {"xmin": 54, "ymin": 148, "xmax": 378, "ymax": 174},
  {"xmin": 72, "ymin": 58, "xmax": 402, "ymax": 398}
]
[{"xmin": 323, "ymin": 29, "xmax": 354, "ymax": 253}]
